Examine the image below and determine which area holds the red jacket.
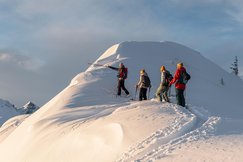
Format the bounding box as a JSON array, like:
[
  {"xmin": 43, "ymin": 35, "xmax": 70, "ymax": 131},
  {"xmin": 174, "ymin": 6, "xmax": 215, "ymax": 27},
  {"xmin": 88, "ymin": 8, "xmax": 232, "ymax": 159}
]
[{"xmin": 170, "ymin": 67, "xmax": 186, "ymax": 90}]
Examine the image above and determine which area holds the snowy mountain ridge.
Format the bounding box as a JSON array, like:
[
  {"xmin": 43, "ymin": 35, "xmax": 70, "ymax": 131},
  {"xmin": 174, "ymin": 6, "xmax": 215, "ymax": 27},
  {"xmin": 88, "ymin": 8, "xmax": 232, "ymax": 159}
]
[
  {"xmin": 0, "ymin": 99, "xmax": 19, "ymax": 126},
  {"xmin": 0, "ymin": 41, "xmax": 243, "ymax": 162},
  {"xmin": 17, "ymin": 101, "xmax": 40, "ymax": 114}
]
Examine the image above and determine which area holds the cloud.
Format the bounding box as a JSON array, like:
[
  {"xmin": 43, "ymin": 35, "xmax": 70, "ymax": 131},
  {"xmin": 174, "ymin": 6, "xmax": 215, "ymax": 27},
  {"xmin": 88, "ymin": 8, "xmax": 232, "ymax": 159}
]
[
  {"xmin": 170, "ymin": 0, "xmax": 227, "ymax": 6},
  {"xmin": 0, "ymin": 52, "xmax": 44, "ymax": 71},
  {"xmin": 225, "ymin": 1, "xmax": 243, "ymax": 26}
]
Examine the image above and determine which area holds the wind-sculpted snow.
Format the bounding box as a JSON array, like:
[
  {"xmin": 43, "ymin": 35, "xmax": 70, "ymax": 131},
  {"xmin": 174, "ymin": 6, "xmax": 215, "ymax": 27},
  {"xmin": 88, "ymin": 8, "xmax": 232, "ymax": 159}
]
[{"xmin": 0, "ymin": 114, "xmax": 29, "ymax": 142}]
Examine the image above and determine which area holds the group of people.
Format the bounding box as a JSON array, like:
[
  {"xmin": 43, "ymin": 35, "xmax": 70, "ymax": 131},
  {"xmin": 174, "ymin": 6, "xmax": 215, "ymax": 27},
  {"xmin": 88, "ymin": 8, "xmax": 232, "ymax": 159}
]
[{"xmin": 107, "ymin": 62, "xmax": 190, "ymax": 108}]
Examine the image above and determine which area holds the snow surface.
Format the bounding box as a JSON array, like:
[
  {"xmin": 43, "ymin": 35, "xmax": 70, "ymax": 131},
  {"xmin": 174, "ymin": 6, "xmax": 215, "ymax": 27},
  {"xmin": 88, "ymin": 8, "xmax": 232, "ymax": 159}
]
[{"xmin": 0, "ymin": 41, "xmax": 243, "ymax": 162}]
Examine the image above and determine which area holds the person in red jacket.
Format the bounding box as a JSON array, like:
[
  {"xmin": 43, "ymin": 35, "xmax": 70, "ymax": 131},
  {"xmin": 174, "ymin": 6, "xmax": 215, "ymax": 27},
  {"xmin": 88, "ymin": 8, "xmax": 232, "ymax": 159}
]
[{"xmin": 169, "ymin": 63, "xmax": 187, "ymax": 107}]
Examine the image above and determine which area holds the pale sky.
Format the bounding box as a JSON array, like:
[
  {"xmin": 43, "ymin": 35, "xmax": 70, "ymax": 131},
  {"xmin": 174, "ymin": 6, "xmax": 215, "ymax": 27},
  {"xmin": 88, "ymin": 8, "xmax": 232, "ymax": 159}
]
[{"xmin": 0, "ymin": 0, "xmax": 242, "ymax": 106}]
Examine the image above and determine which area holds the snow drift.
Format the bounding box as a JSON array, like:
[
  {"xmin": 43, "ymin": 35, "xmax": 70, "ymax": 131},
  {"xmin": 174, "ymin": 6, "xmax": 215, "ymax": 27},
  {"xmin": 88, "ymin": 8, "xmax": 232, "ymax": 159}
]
[{"xmin": 0, "ymin": 41, "xmax": 243, "ymax": 162}]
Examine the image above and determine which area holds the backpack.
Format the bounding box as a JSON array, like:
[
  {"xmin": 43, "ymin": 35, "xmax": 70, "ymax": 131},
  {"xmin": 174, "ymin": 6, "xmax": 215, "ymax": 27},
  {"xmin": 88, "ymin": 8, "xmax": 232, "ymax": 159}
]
[
  {"xmin": 162, "ymin": 71, "xmax": 173, "ymax": 86},
  {"xmin": 178, "ymin": 71, "xmax": 191, "ymax": 84},
  {"xmin": 142, "ymin": 75, "xmax": 151, "ymax": 88},
  {"xmin": 123, "ymin": 68, "xmax": 128, "ymax": 79},
  {"xmin": 167, "ymin": 72, "xmax": 173, "ymax": 82},
  {"xmin": 118, "ymin": 67, "xmax": 128, "ymax": 79}
]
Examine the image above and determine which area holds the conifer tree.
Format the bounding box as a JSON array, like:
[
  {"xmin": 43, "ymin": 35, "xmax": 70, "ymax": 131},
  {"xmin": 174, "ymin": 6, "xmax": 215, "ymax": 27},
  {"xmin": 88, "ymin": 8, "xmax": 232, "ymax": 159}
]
[
  {"xmin": 220, "ymin": 77, "xmax": 224, "ymax": 85},
  {"xmin": 230, "ymin": 56, "xmax": 239, "ymax": 76}
]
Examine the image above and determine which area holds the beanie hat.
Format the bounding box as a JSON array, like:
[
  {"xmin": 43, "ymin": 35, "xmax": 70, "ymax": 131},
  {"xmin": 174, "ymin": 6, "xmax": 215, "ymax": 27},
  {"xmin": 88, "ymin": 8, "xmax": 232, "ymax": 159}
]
[
  {"xmin": 119, "ymin": 63, "xmax": 124, "ymax": 68},
  {"xmin": 160, "ymin": 66, "xmax": 165, "ymax": 72},
  {"xmin": 177, "ymin": 63, "xmax": 183, "ymax": 68},
  {"xmin": 140, "ymin": 69, "xmax": 145, "ymax": 75}
]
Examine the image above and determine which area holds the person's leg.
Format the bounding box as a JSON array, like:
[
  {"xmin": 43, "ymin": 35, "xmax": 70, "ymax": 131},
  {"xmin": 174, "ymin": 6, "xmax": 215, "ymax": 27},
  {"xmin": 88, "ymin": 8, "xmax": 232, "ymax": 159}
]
[
  {"xmin": 117, "ymin": 80, "xmax": 122, "ymax": 96},
  {"xmin": 161, "ymin": 87, "xmax": 166, "ymax": 102},
  {"xmin": 163, "ymin": 87, "xmax": 170, "ymax": 102},
  {"xmin": 120, "ymin": 80, "xmax": 129, "ymax": 95},
  {"xmin": 139, "ymin": 88, "xmax": 143, "ymax": 101},
  {"xmin": 180, "ymin": 89, "xmax": 185, "ymax": 107},
  {"xmin": 156, "ymin": 85, "xmax": 163, "ymax": 102},
  {"xmin": 142, "ymin": 88, "xmax": 147, "ymax": 100},
  {"xmin": 176, "ymin": 89, "xmax": 185, "ymax": 107},
  {"xmin": 175, "ymin": 88, "xmax": 181, "ymax": 106}
]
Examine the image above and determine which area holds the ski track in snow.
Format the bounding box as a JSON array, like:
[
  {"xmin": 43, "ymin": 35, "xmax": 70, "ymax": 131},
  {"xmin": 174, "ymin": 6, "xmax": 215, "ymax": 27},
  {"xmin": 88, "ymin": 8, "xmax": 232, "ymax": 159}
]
[
  {"xmin": 116, "ymin": 102, "xmax": 221, "ymax": 162},
  {"xmin": 139, "ymin": 116, "xmax": 221, "ymax": 162}
]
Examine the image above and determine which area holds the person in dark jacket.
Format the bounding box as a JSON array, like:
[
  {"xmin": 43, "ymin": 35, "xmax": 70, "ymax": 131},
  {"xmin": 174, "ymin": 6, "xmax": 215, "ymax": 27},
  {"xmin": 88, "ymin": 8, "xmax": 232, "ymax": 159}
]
[
  {"xmin": 107, "ymin": 63, "xmax": 130, "ymax": 96},
  {"xmin": 136, "ymin": 69, "xmax": 151, "ymax": 101},
  {"xmin": 169, "ymin": 63, "xmax": 187, "ymax": 107},
  {"xmin": 156, "ymin": 66, "xmax": 171, "ymax": 102}
]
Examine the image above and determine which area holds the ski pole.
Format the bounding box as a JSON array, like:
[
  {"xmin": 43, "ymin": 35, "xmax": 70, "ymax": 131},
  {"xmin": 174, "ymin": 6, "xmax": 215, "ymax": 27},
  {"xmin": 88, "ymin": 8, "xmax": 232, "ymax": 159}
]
[
  {"xmin": 168, "ymin": 86, "xmax": 171, "ymax": 97},
  {"xmin": 134, "ymin": 86, "xmax": 138, "ymax": 100},
  {"xmin": 148, "ymin": 87, "xmax": 151, "ymax": 100}
]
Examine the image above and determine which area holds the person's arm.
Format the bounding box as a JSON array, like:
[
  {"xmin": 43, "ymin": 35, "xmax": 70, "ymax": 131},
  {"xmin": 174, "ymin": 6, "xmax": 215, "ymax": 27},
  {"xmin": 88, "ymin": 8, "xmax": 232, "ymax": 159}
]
[
  {"xmin": 170, "ymin": 69, "xmax": 179, "ymax": 85},
  {"xmin": 137, "ymin": 75, "xmax": 143, "ymax": 87},
  {"xmin": 161, "ymin": 72, "xmax": 165, "ymax": 84},
  {"xmin": 107, "ymin": 66, "xmax": 119, "ymax": 71}
]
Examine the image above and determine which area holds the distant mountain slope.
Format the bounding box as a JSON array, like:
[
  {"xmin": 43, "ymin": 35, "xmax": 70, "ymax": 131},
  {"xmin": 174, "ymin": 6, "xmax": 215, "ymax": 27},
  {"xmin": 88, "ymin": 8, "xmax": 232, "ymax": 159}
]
[
  {"xmin": 17, "ymin": 101, "xmax": 40, "ymax": 114},
  {"xmin": 0, "ymin": 99, "xmax": 19, "ymax": 126}
]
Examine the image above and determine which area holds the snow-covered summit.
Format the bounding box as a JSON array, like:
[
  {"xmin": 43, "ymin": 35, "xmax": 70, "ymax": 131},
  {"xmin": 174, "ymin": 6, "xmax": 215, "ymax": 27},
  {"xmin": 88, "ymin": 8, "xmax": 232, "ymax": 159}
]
[{"xmin": 78, "ymin": 41, "xmax": 243, "ymax": 118}]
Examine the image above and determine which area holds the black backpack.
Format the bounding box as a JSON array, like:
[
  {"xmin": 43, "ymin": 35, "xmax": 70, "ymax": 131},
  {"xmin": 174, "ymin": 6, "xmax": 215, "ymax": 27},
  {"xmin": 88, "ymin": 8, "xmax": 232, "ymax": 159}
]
[
  {"xmin": 142, "ymin": 75, "xmax": 151, "ymax": 88},
  {"xmin": 167, "ymin": 72, "xmax": 173, "ymax": 82},
  {"xmin": 178, "ymin": 71, "xmax": 191, "ymax": 84},
  {"xmin": 162, "ymin": 71, "xmax": 173, "ymax": 86}
]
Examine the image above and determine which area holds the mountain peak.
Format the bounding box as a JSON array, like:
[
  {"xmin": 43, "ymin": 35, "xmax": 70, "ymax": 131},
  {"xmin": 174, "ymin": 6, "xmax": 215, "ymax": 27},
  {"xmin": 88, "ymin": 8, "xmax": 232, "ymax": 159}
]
[
  {"xmin": 78, "ymin": 41, "xmax": 243, "ymax": 118},
  {"xmin": 21, "ymin": 101, "xmax": 39, "ymax": 114}
]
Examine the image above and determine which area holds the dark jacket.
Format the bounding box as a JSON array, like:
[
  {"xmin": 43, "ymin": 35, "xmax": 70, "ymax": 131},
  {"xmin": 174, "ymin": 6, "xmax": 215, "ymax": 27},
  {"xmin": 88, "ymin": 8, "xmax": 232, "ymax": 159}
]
[
  {"xmin": 108, "ymin": 66, "xmax": 127, "ymax": 80},
  {"xmin": 137, "ymin": 72, "xmax": 150, "ymax": 88}
]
